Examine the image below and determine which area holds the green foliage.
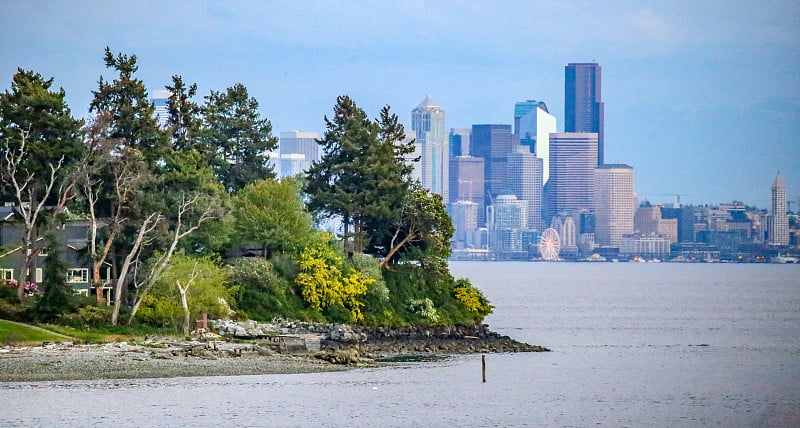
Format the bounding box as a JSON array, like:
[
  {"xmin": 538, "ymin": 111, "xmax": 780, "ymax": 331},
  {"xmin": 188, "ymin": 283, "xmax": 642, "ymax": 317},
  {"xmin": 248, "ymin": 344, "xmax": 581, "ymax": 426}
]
[
  {"xmin": 227, "ymin": 258, "xmax": 308, "ymax": 322},
  {"xmin": 407, "ymin": 298, "xmax": 439, "ymax": 324},
  {"xmin": 0, "ymin": 68, "xmax": 85, "ymax": 184},
  {"xmin": 233, "ymin": 177, "xmax": 315, "ymax": 257},
  {"xmin": 200, "ymin": 83, "xmax": 277, "ymax": 192},
  {"xmin": 134, "ymin": 254, "xmax": 231, "ymax": 330},
  {"xmin": 295, "ymin": 241, "xmax": 372, "ymax": 323},
  {"xmin": 57, "ymin": 305, "xmax": 111, "ymax": 327},
  {"xmin": 34, "ymin": 244, "xmax": 80, "ymax": 322}
]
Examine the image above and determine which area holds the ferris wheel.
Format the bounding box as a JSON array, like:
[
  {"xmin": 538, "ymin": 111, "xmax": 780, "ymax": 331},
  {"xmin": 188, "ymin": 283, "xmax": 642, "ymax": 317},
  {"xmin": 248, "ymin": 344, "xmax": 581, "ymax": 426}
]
[{"xmin": 538, "ymin": 228, "xmax": 561, "ymax": 261}]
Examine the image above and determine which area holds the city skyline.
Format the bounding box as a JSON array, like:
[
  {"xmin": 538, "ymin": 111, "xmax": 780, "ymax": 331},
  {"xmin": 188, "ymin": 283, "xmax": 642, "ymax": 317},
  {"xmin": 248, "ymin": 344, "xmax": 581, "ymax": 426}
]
[{"xmin": 1, "ymin": 1, "xmax": 798, "ymax": 208}]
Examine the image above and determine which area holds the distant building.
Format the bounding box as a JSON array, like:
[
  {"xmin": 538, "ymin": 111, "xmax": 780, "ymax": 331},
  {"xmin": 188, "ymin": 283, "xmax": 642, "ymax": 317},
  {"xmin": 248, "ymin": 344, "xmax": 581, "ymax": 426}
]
[
  {"xmin": 401, "ymin": 130, "xmax": 422, "ymax": 185},
  {"xmin": 279, "ymin": 131, "xmax": 319, "ymax": 163},
  {"xmin": 487, "ymin": 193, "xmax": 528, "ymax": 254},
  {"xmin": 449, "ymin": 156, "xmax": 485, "ymax": 225},
  {"xmin": 619, "ymin": 234, "xmax": 671, "ymax": 258},
  {"xmin": 661, "ymin": 206, "xmax": 696, "ymax": 243},
  {"xmin": 565, "ymin": 62, "xmax": 604, "ymax": 165},
  {"xmin": 551, "ymin": 214, "xmax": 578, "ymax": 252},
  {"xmin": 594, "ymin": 164, "xmax": 634, "ymax": 246},
  {"xmin": 449, "ymin": 200, "xmax": 479, "ymax": 249},
  {"xmin": 506, "ymin": 146, "xmax": 544, "ymax": 230},
  {"xmin": 635, "ymin": 205, "xmax": 678, "ymax": 244},
  {"xmin": 151, "ymin": 89, "xmax": 170, "ymax": 129},
  {"xmin": 769, "ymin": 173, "xmax": 789, "ymax": 245},
  {"xmin": 471, "ymin": 124, "xmax": 513, "ymax": 198},
  {"xmin": 514, "ymin": 100, "xmax": 557, "ymax": 183},
  {"xmin": 412, "ymin": 96, "xmax": 448, "ymax": 200},
  {"xmin": 546, "ymin": 132, "xmax": 598, "ymax": 221},
  {"xmin": 278, "ymin": 153, "xmax": 309, "ymax": 178},
  {"xmin": 449, "ymin": 128, "xmax": 471, "ymax": 157}
]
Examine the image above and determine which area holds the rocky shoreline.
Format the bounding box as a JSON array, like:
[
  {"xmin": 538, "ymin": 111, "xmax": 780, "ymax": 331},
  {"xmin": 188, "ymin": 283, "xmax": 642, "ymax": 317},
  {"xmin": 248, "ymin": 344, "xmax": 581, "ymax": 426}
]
[{"xmin": 0, "ymin": 322, "xmax": 548, "ymax": 382}]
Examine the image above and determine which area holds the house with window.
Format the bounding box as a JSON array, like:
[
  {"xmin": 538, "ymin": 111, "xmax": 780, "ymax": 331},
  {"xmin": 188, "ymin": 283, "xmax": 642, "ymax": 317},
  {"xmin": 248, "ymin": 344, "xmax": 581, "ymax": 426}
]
[{"xmin": 0, "ymin": 205, "xmax": 114, "ymax": 302}]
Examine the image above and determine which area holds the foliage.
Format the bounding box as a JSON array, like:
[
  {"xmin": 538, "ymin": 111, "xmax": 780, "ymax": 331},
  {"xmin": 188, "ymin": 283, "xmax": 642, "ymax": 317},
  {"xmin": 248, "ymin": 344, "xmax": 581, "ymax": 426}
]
[
  {"xmin": 453, "ymin": 278, "xmax": 493, "ymax": 320},
  {"xmin": 134, "ymin": 254, "xmax": 231, "ymax": 330},
  {"xmin": 0, "ymin": 68, "xmax": 84, "ymax": 187},
  {"xmin": 226, "ymin": 258, "xmax": 311, "ymax": 322},
  {"xmin": 33, "ymin": 242, "xmax": 80, "ymax": 322},
  {"xmin": 407, "ymin": 298, "xmax": 439, "ymax": 324},
  {"xmin": 200, "ymin": 83, "xmax": 277, "ymax": 192},
  {"xmin": 233, "ymin": 177, "xmax": 315, "ymax": 257},
  {"xmin": 58, "ymin": 305, "xmax": 111, "ymax": 328},
  {"xmin": 296, "ymin": 240, "xmax": 372, "ymax": 323}
]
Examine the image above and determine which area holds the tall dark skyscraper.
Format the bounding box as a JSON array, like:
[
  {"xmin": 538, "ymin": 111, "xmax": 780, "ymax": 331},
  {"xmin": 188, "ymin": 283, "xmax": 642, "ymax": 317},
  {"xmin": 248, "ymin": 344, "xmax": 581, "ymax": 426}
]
[
  {"xmin": 565, "ymin": 62, "xmax": 604, "ymax": 165},
  {"xmin": 470, "ymin": 124, "xmax": 513, "ymax": 198}
]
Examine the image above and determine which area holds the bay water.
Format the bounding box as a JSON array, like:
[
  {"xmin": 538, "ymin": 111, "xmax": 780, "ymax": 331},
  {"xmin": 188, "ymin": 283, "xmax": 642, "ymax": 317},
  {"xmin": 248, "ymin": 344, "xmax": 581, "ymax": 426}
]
[{"xmin": 1, "ymin": 262, "xmax": 798, "ymax": 427}]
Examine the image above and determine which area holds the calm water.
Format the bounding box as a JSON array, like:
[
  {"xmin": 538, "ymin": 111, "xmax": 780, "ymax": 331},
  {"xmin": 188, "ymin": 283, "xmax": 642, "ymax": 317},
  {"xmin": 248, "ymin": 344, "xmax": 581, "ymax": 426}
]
[{"xmin": 1, "ymin": 262, "xmax": 798, "ymax": 427}]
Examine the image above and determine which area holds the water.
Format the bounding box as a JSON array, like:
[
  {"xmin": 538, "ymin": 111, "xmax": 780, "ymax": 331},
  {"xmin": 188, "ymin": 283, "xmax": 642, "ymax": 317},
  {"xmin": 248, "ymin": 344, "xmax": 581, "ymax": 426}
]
[{"xmin": 2, "ymin": 262, "xmax": 798, "ymax": 427}]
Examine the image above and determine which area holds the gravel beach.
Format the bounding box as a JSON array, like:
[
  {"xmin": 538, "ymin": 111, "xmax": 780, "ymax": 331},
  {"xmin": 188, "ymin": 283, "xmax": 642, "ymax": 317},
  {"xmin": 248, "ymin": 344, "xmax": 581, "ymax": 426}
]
[{"xmin": 0, "ymin": 342, "xmax": 349, "ymax": 382}]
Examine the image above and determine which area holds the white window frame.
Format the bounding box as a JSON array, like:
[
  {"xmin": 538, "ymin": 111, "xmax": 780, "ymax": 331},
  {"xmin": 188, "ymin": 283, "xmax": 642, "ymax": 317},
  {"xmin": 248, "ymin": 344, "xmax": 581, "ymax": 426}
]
[
  {"xmin": 1, "ymin": 269, "xmax": 14, "ymax": 281},
  {"xmin": 35, "ymin": 268, "xmax": 43, "ymax": 283},
  {"xmin": 66, "ymin": 268, "xmax": 89, "ymax": 283}
]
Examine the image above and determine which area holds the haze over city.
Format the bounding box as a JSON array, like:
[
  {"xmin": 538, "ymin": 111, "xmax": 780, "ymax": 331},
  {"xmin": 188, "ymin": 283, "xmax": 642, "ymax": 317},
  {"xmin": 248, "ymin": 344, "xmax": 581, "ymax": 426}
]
[{"xmin": 1, "ymin": 0, "xmax": 798, "ymax": 208}]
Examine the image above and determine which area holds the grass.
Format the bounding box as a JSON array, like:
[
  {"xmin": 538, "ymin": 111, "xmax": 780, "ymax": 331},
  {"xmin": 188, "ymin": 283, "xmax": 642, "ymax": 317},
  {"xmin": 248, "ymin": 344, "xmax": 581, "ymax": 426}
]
[
  {"xmin": 40, "ymin": 324, "xmax": 177, "ymax": 344},
  {"xmin": 0, "ymin": 319, "xmax": 73, "ymax": 346}
]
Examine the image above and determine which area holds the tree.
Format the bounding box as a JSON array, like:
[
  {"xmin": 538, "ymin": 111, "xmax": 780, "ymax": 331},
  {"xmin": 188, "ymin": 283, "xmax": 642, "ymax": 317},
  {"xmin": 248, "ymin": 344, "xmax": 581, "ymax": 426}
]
[
  {"xmin": 200, "ymin": 83, "xmax": 277, "ymax": 192},
  {"xmin": 135, "ymin": 254, "xmax": 230, "ymax": 334},
  {"xmin": 380, "ymin": 185, "xmax": 453, "ymax": 270},
  {"xmin": 165, "ymin": 75, "xmax": 202, "ymax": 153},
  {"xmin": 89, "ymin": 47, "xmax": 166, "ymax": 167},
  {"xmin": 0, "ymin": 69, "xmax": 84, "ymax": 298},
  {"xmin": 232, "ymin": 177, "xmax": 314, "ymax": 257},
  {"xmin": 305, "ymin": 97, "xmax": 416, "ymax": 258}
]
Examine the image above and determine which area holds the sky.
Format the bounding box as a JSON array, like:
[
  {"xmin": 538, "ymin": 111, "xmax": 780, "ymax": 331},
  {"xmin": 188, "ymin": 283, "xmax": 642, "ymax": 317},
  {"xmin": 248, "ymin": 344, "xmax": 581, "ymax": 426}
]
[{"xmin": 1, "ymin": 0, "xmax": 798, "ymax": 209}]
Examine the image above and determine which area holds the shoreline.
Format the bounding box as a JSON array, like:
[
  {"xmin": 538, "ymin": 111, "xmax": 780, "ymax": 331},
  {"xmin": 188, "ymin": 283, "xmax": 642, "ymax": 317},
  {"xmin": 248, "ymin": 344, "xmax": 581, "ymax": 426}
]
[{"xmin": 0, "ymin": 323, "xmax": 547, "ymax": 383}]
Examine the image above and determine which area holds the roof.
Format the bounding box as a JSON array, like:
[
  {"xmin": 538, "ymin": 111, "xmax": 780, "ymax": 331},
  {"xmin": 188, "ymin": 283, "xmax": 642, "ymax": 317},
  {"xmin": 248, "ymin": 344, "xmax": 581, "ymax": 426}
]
[
  {"xmin": 413, "ymin": 95, "xmax": 442, "ymax": 111},
  {"xmin": 0, "ymin": 206, "xmax": 14, "ymax": 221},
  {"xmin": 514, "ymin": 100, "xmax": 549, "ymax": 117},
  {"xmin": 772, "ymin": 173, "xmax": 785, "ymax": 190}
]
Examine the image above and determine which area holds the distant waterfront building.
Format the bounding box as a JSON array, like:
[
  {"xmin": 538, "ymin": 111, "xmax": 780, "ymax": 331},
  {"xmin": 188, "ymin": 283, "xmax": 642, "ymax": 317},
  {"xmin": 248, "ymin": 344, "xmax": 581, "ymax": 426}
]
[
  {"xmin": 661, "ymin": 206, "xmax": 696, "ymax": 243},
  {"xmin": 488, "ymin": 192, "xmax": 528, "ymax": 231},
  {"xmin": 279, "ymin": 131, "xmax": 319, "ymax": 163},
  {"xmin": 150, "ymin": 89, "xmax": 170, "ymax": 129},
  {"xmin": 449, "ymin": 128, "xmax": 471, "ymax": 157},
  {"xmin": 412, "ymin": 96, "xmax": 448, "ymax": 201},
  {"xmin": 546, "ymin": 132, "xmax": 598, "ymax": 222},
  {"xmin": 619, "ymin": 234, "xmax": 671, "ymax": 258},
  {"xmin": 594, "ymin": 164, "xmax": 635, "ymax": 246},
  {"xmin": 506, "ymin": 146, "xmax": 543, "ymax": 230},
  {"xmin": 769, "ymin": 173, "xmax": 789, "ymax": 245},
  {"xmin": 635, "ymin": 205, "xmax": 678, "ymax": 244},
  {"xmin": 551, "ymin": 214, "xmax": 578, "ymax": 252},
  {"xmin": 400, "ymin": 130, "xmax": 422, "ymax": 184},
  {"xmin": 449, "ymin": 156, "xmax": 486, "ymax": 226},
  {"xmin": 449, "ymin": 200, "xmax": 479, "ymax": 249},
  {"xmin": 514, "ymin": 100, "xmax": 557, "ymax": 183},
  {"xmin": 471, "ymin": 124, "xmax": 513, "ymax": 197},
  {"xmin": 565, "ymin": 63, "xmax": 604, "ymax": 165}
]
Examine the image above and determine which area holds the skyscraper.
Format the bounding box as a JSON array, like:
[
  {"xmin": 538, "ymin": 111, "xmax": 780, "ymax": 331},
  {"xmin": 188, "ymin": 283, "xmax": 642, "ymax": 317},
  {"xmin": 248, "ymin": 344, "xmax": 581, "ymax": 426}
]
[
  {"xmin": 565, "ymin": 63, "xmax": 604, "ymax": 165},
  {"xmin": 279, "ymin": 131, "xmax": 319, "ymax": 163},
  {"xmin": 506, "ymin": 145, "xmax": 543, "ymax": 230},
  {"xmin": 150, "ymin": 89, "xmax": 170, "ymax": 129},
  {"xmin": 594, "ymin": 164, "xmax": 635, "ymax": 246},
  {"xmin": 546, "ymin": 132, "xmax": 598, "ymax": 222},
  {"xmin": 412, "ymin": 96, "xmax": 448, "ymax": 201},
  {"xmin": 470, "ymin": 124, "xmax": 513, "ymax": 197},
  {"xmin": 769, "ymin": 173, "xmax": 789, "ymax": 245},
  {"xmin": 514, "ymin": 100, "xmax": 557, "ymax": 183},
  {"xmin": 449, "ymin": 156, "xmax": 486, "ymax": 226},
  {"xmin": 449, "ymin": 128, "xmax": 471, "ymax": 157}
]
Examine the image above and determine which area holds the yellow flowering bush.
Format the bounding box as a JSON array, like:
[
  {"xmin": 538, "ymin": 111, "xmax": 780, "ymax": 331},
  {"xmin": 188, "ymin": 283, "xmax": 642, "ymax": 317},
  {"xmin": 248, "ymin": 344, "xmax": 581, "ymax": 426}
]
[
  {"xmin": 453, "ymin": 278, "xmax": 493, "ymax": 319},
  {"xmin": 296, "ymin": 243, "xmax": 372, "ymax": 323}
]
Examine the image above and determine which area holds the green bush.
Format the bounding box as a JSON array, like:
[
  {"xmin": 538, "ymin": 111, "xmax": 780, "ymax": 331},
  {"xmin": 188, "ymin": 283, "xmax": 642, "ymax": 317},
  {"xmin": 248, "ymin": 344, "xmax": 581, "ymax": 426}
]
[
  {"xmin": 227, "ymin": 258, "xmax": 308, "ymax": 321},
  {"xmin": 57, "ymin": 305, "xmax": 111, "ymax": 327}
]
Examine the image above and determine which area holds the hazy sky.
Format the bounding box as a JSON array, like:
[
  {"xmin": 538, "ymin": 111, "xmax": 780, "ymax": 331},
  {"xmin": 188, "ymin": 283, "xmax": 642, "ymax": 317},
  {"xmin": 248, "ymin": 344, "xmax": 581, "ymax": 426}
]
[{"xmin": 1, "ymin": 0, "xmax": 798, "ymax": 208}]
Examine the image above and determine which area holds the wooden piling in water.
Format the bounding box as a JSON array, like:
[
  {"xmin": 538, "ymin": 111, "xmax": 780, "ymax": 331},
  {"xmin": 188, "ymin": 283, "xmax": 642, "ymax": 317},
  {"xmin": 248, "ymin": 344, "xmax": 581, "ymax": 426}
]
[{"xmin": 482, "ymin": 353, "xmax": 486, "ymax": 383}]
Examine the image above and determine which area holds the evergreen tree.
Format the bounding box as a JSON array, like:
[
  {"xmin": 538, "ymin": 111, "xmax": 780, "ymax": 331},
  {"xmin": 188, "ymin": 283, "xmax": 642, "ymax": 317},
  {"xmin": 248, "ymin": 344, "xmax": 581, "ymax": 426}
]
[
  {"xmin": 200, "ymin": 83, "xmax": 277, "ymax": 192},
  {"xmin": 89, "ymin": 47, "xmax": 167, "ymax": 167},
  {"xmin": 165, "ymin": 75, "xmax": 202, "ymax": 153}
]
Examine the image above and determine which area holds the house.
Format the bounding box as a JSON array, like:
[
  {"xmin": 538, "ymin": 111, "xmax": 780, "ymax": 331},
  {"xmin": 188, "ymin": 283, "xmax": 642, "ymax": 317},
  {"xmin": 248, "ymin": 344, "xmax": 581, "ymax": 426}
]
[{"xmin": 0, "ymin": 205, "xmax": 114, "ymax": 302}]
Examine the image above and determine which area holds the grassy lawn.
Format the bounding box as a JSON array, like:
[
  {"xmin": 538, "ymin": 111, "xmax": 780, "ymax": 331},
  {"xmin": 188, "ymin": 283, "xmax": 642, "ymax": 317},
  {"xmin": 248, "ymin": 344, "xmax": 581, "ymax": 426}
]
[{"xmin": 0, "ymin": 320, "xmax": 73, "ymax": 346}]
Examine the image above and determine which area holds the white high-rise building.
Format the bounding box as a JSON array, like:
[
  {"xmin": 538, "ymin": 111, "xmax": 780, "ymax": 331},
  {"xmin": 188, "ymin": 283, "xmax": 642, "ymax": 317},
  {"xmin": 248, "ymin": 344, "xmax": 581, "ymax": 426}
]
[
  {"xmin": 412, "ymin": 96, "xmax": 448, "ymax": 201},
  {"xmin": 594, "ymin": 164, "xmax": 635, "ymax": 246},
  {"xmin": 279, "ymin": 131, "xmax": 319, "ymax": 163},
  {"xmin": 449, "ymin": 200, "xmax": 479, "ymax": 249},
  {"xmin": 514, "ymin": 100, "xmax": 557, "ymax": 183},
  {"xmin": 769, "ymin": 173, "xmax": 789, "ymax": 245},
  {"xmin": 547, "ymin": 133, "xmax": 598, "ymax": 222},
  {"xmin": 151, "ymin": 89, "xmax": 171, "ymax": 129},
  {"xmin": 507, "ymin": 145, "xmax": 543, "ymax": 230}
]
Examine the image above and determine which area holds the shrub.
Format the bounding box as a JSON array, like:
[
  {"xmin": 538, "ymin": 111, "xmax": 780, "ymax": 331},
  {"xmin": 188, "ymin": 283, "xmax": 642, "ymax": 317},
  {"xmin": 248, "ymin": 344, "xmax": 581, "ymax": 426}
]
[
  {"xmin": 453, "ymin": 278, "xmax": 494, "ymax": 321},
  {"xmin": 58, "ymin": 305, "xmax": 111, "ymax": 327}
]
